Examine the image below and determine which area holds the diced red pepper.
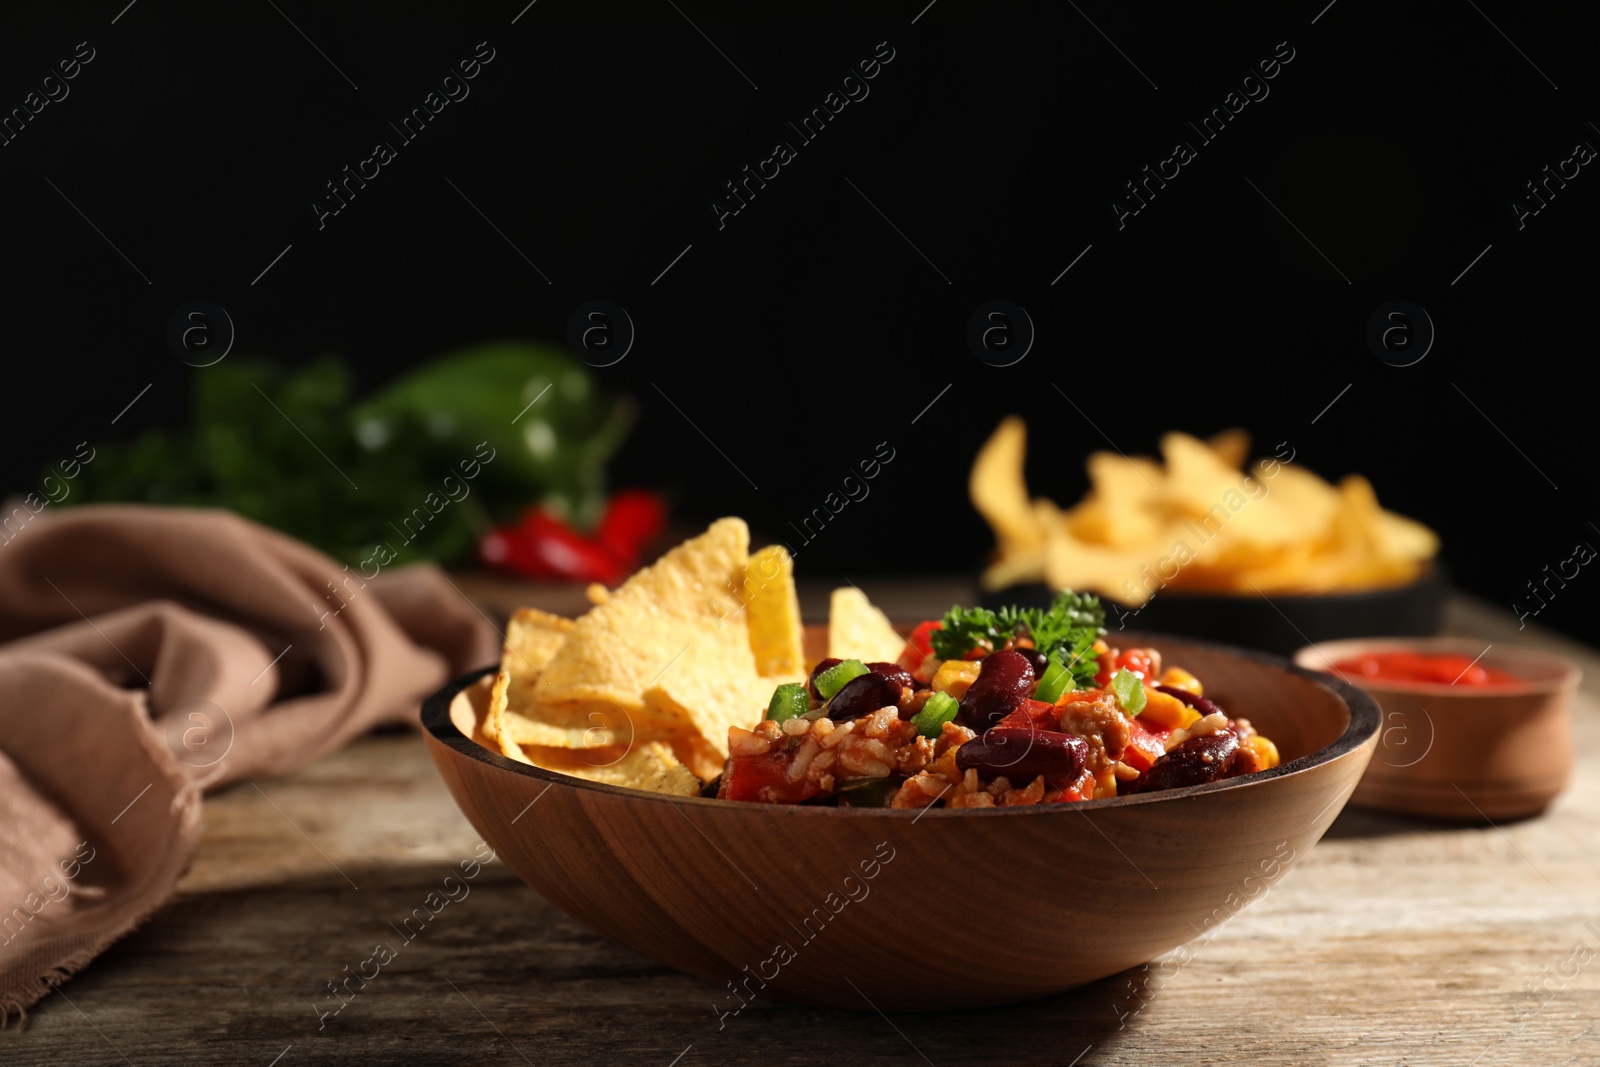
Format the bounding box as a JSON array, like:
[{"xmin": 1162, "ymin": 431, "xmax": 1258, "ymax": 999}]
[
  {"xmin": 720, "ymin": 749, "xmax": 823, "ymax": 804},
  {"xmin": 1058, "ymin": 767, "xmax": 1097, "ymax": 802},
  {"xmin": 1053, "ymin": 687, "xmax": 1102, "ymax": 708},
  {"xmin": 1095, "ymin": 647, "xmax": 1154, "ymax": 686},
  {"xmin": 1116, "ymin": 649, "xmax": 1155, "ymax": 679},
  {"xmin": 899, "ymin": 620, "xmax": 942, "ymax": 682},
  {"xmin": 1121, "ymin": 717, "xmax": 1170, "ymax": 772}
]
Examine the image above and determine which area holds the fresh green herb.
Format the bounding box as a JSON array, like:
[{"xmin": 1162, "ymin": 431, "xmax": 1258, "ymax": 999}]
[
  {"xmin": 815, "ymin": 659, "xmax": 868, "ymax": 700},
  {"xmin": 910, "ymin": 691, "xmax": 960, "ymax": 738},
  {"xmin": 929, "ymin": 591, "xmax": 1105, "ymax": 688},
  {"xmin": 1111, "ymin": 668, "xmax": 1146, "ymax": 717},
  {"xmin": 60, "ymin": 343, "xmax": 634, "ymax": 566},
  {"xmin": 1033, "ymin": 653, "xmax": 1073, "ymax": 704},
  {"xmin": 765, "ymin": 683, "xmax": 810, "ymax": 724}
]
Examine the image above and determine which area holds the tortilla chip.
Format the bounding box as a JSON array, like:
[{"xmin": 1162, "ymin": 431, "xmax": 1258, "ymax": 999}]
[
  {"xmin": 1207, "ymin": 428, "xmax": 1251, "ymax": 469},
  {"xmin": 519, "ymin": 740, "xmax": 701, "ymax": 796},
  {"xmin": 643, "ymin": 642, "xmax": 793, "ymax": 759},
  {"xmin": 487, "ymin": 669, "xmax": 515, "ymax": 752},
  {"xmin": 668, "ymin": 735, "xmax": 728, "ymax": 781},
  {"xmin": 828, "ymin": 587, "xmax": 904, "ymax": 663},
  {"xmin": 971, "ymin": 417, "xmax": 1045, "ymax": 551},
  {"xmin": 491, "ymin": 609, "xmax": 585, "ymax": 746},
  {"xmin": 501, "ymin": 698, "xmax": 640, "ymax": 750},
  {"xmin": 744, "ymin": 544, "xmax": 804, "ymax": 676},
  {"xmin": 585, "ymin": 583, "xmax": 611, "ymax": 606},
  {"xmin": 533, "ymin": 517, "xmax": 756, "ymax": 712}
]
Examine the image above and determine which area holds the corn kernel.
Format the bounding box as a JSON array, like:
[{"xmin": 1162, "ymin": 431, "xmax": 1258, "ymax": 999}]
[
  {"xmin": 932, "ymin": 659, "xmax": 982, "ymax": 700},
  {"xmin": 1140, "ymin": 689, "xmax": 1201, "ymax": 731},
  {"xmin": 1158, "ymin": 666, "xmax": 1203, "ymax": 696},
  {"xmin": 1248, "ymin": 734, "xmax": 1280, "ymax": 769}
]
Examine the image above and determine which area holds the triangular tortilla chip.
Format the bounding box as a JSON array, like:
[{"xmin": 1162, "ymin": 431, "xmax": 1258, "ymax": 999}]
[
  {"xmin": 744, "ymin": 544, "xmax": 804, "ymax": 677},
  {"xmin": 667, "ymin": 735, "xmax": 727, "ymax": 781},
  {"xmin": 533, "ymin": 518, "xmax": 755, "ymax": 710},
  {"xmin": 642, "ymin": 642, "xmax": 796, "ymax": 760},
  {"xmin": 501, "ymin": 698, "xmax": 641, "ymax": 750},
  {"xmin": 489, "ymin": 608, "xmax": 583, "ymax": 746},
  {"xmin": 828, "ymin": 587, "xmax": 903, "ymax": 663},
  {"xmin": 487, "ymin": 669, "xmax": 514, "ymax": 750},
  {"xmin": 518, "ymin": 741, "xmax": 701, "ymax": 796},
  {"xmin": 971, "ymin": 416, "xmax": 1045, "ymax": 552}
]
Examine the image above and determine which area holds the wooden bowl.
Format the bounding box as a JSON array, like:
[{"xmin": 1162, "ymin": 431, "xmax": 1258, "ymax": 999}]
[
  {"xmin": 422, "ymin": 634, "xmax": 1379, "ymax": 1011},
  {"xmin": 1294, "ymin": 637, "xmax": 1579, "ymax": 820}
]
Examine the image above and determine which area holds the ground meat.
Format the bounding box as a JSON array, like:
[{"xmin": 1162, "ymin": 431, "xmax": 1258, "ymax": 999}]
[{"xmin": 1056, "ymin": 691, "xmax": 1131, "ymax": 779}]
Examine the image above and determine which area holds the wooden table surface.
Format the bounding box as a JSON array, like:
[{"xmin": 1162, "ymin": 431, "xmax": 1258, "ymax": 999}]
[{"xmin": 6, "ymin": 582, "xmax": 1598, "ymax": 1067}]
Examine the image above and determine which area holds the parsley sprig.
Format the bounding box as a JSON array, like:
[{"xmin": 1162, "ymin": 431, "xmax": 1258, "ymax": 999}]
[{"xmin": 929, "ymin": 591, "xmax": 1106, "ymax": 689}]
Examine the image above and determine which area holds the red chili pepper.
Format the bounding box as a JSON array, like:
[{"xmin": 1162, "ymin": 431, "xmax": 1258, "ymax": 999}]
[
  {"xmin": 481, "ymin": 509, "xmax": 629, "ymax": 584},
  {"xmin": 721, "ymin": 749, "xmax": 822, "ymax": 804},
  {"xmin": 597, "ymin": 489, "xmax": 666, "ymax": 568},
  {"xmin": 522, "ymin": 510, "xmax": 628, "ymax": 584},
  {"xmin": 479, "ymin": 526, "xmax": 548, "ymax": 576}
]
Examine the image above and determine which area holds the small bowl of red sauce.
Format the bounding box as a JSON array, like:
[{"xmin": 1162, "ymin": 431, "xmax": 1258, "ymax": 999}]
[{"xmin": 1293, "ymin": 637, "xmax": 1580, "ymax": 820}]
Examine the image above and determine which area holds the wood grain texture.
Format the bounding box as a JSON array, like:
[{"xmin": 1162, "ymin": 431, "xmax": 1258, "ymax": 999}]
[{"xmin": 3, "ymin": 593, "xmax": 1597, "ymax": 1066}]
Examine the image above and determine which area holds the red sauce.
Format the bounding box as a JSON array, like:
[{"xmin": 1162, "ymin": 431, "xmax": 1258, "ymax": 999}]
[{"xmin": 1332, "ymin": 650, "xmax": 1521, "ymax": 687}]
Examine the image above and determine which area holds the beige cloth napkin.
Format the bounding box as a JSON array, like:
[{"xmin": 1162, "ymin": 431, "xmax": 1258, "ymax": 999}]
[{"xmin": 0, "ymin": 505, "xmax": 498, "ymax": 1022}]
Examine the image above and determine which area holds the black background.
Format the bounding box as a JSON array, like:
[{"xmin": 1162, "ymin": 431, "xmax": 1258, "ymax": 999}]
[{"xmin": 3, "ymin": 1, "xmax": 1597, "ymax": 642}]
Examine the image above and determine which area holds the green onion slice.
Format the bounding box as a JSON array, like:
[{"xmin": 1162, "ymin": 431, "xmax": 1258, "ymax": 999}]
[
  {"xmin": 1033, "ymin": 652, "xmax": 1073, "ymax": 704},
  {"xmin": 1111, "ymin": 668, "xmax": 1146, "ymax": 717},
  {"xmin": 910, "ymin": 691, "xmax": 960, "ymax": 738}
]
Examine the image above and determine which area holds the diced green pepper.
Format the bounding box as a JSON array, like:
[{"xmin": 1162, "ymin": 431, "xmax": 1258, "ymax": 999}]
[
  {"xmin": 765, "ymin": 683, "xmax": 810, "ymax": 724},
  {"xmin": 1111, "ymin": 668, "xmax": 1146, "ymax": 717},
  {"xmin": 815, "ymin": 658, "xmax": 868, "ymax": 700},
  {"xmin": 910, "ymin": 691, "xmax": 960, "ymax": 738},
  {"xmin": 1033, "ymin": 652, "xmax": 1073, "ymax": 704}
]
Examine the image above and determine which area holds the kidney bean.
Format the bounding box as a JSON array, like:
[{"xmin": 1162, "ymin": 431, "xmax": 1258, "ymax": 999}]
[
  {"xmin": 957, "ymin": 649, "xmax": 1036, "ymax": 733},
  {"xmin": 807, "ymin": 657, "xmax": 842, "ymax": 702},
  {"xmin": 866, "ymin": 661, "xmax": 915, "ymax": 692},
  {"xmin": 826, "ymin": 672, "xmax": 905, "ymax": 720},
  {"xmin": 1153, "ymin": 683, "xmax": 1225, "ymax": 718},
  {"xmin": 1123, "ymin": 730, "xmax": 1241, "ymax": 795},
  {"xmin": 1014, "ymin": 647, "xmax": 1050, "ymax": 678},
  {"xmin": 955, "ymin": 727, "xmax": 1088, "ymax": 790}
]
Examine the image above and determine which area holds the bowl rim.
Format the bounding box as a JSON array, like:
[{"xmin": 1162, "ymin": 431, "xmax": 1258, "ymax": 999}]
[
  {"xmin": 1293, "ymin": 635, "xmax": 1582, "ymax": 697},
  {"xmin": 421, "ymin": 632, "xmax": 1382, "ymax": 818}
]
